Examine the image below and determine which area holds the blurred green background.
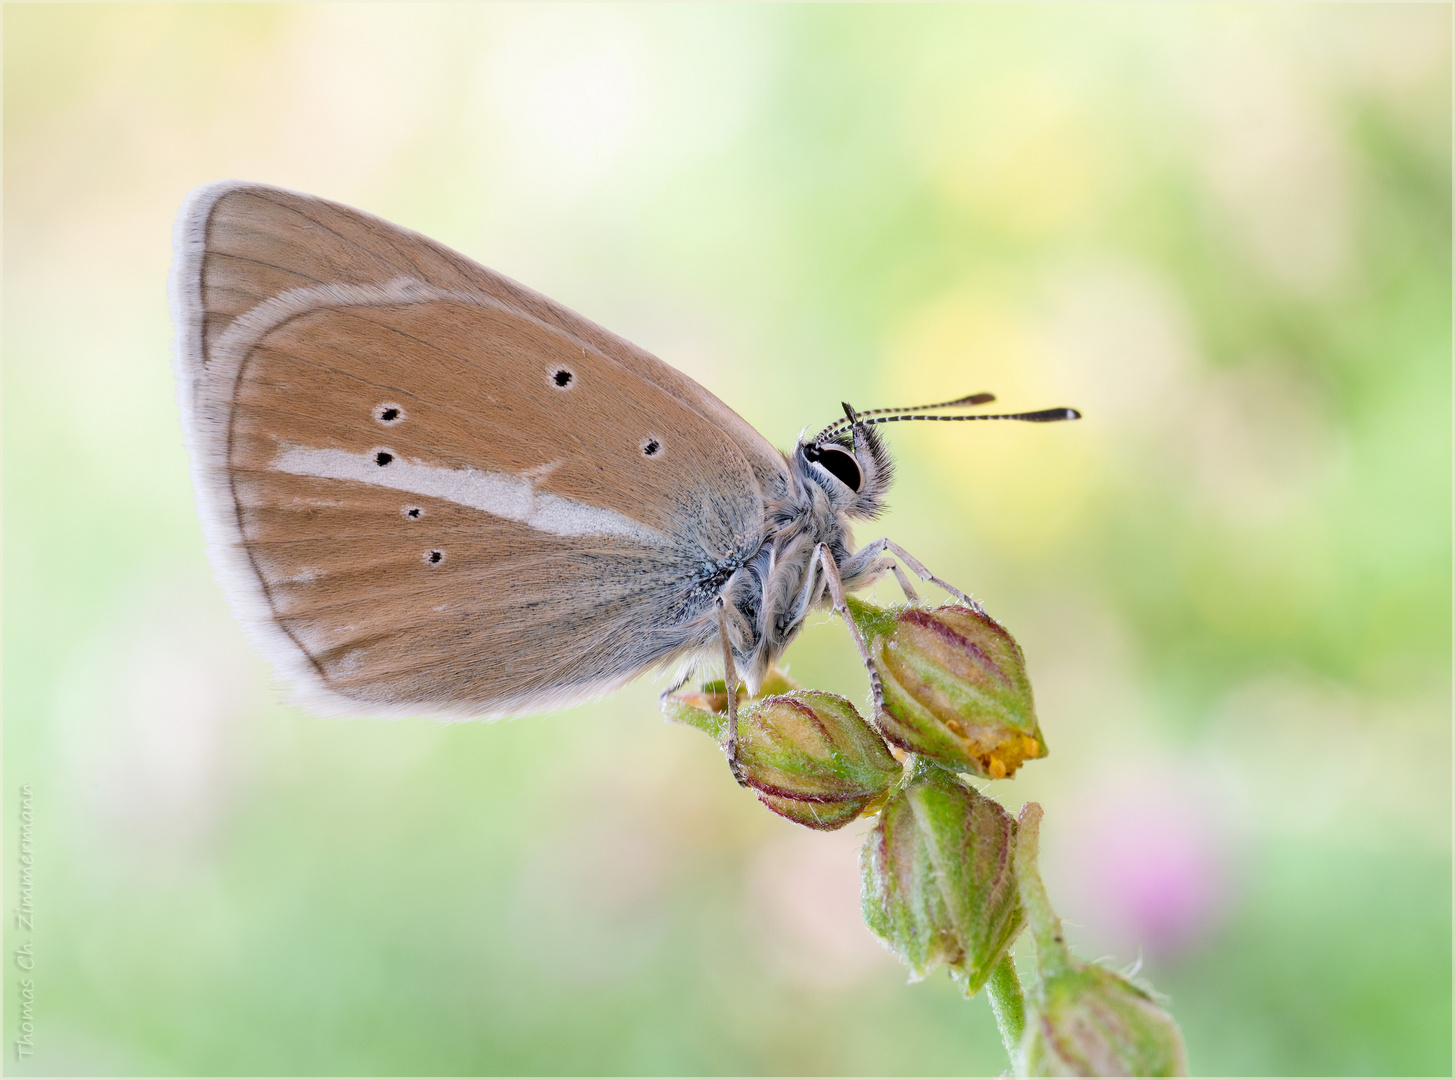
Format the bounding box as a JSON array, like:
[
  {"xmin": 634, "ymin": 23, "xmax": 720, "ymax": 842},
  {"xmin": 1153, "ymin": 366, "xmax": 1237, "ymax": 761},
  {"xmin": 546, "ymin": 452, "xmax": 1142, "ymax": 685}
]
[{"xmin": 4, "ymin": 4, "xmax": 1450, "ymax": 1075}]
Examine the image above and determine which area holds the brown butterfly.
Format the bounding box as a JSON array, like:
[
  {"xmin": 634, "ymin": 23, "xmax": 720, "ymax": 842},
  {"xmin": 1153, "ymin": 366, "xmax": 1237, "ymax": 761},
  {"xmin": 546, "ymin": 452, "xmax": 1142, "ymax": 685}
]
[{"xmin": 171, "ymin": 181, "xmax": 1077, "ymax": 755}]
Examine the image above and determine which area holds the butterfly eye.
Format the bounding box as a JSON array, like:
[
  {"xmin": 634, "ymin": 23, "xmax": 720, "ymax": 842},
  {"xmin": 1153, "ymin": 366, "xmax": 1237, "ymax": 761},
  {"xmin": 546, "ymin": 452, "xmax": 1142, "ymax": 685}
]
[
  {"xmin": 424, "ymin": 549, "xmax": 444, "ymax": 565},
  {"xmin": 375, "ymin": 403, "xmax": 404, "ymax": 425},
  {"xmin": 374, "ymin": 450, "xmax": 394, "ymax": 467},
  {"xmin": 807, "ymin": 445, "xmax": 862, "ymax": 492},
  {"xmin": 402, "ymin": 506, "xmax": 423, "ymax": 520},
  {"xmin": 551, "ymin": 368, "xmax": 575, "ymax": 389},
  {"xmin": 642, "ymin": 437, "xmax": 662, "ymax": 458}
]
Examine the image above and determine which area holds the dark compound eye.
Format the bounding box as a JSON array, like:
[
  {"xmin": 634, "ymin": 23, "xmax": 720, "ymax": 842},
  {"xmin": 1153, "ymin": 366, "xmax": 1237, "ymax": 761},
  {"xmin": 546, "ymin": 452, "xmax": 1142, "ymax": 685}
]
[
  {"xmin": 375, "ymin": 403, "xmax": 404, "ymax": 424},
  {"xmin": 374, "ymin": 450, "xmax": 394, "ymax": 467},
  {"xmin": 425, "ymin": 549, "xmax": 443, "ymax": 565},
  {"xmin": 642, "ymin": 438, "xmax": 661, "ymax": 457},
  {"xmin": 403, "ymin": 506, "xmax": 423, "ymax": 520},
  {"xmin": 808, "ymin": 445, "xmax": 862, "ymax": 492},
  {"xmin": 553, "ymin": 369, "xmax": 574, "ymax": 388}
]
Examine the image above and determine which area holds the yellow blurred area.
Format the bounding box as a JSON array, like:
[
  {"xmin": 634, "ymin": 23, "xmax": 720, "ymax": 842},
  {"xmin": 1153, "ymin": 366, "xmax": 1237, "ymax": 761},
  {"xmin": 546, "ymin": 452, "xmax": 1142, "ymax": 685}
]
[
  {"xmin": 921, "ymin": 71, "xmax": 1117, "ymax": 239},
  {"xmin": 882, "ymin": 285, "xmax": 1101, "ymax": 556}
]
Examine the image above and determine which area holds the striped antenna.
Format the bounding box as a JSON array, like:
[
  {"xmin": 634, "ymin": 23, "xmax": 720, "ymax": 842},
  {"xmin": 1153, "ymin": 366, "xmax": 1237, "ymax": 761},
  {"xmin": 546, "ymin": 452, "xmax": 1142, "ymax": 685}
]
[
  {"xmin": 847, "ymin": 392, "xmax": 996, "ymax": 420},
  {"xmin": 857, "ymin": 407, "xmax": 1081, "ymax": 427},
  {"xmin": 815, "ymin": 391, "xmax": 997, "ymax": 443},
  {"xmin": 815, "ymin": 396, "xmax": 1079, "ymax": 445}
]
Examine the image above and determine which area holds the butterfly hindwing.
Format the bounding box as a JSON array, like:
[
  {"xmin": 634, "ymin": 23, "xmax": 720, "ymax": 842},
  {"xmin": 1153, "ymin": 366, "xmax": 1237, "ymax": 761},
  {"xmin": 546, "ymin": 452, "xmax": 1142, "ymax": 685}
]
[{"xmin": 172, "ymin": 181, "xmax": 789, "ymax": 716}]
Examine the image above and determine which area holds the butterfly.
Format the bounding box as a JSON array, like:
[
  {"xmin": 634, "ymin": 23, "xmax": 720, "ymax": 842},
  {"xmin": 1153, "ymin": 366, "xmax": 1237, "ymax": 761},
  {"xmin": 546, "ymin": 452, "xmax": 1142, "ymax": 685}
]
[{"xmin": 171, "ymin": 181, "xmax": 1077, "ymax": 756}]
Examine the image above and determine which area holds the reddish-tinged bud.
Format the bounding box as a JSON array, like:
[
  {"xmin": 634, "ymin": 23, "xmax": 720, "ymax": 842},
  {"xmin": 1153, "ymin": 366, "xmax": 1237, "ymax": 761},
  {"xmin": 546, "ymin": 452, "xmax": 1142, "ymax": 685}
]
[
  {"xmin": 849, "ymin": 598, "xmax": 1047, "ymax": 780},
  {"xmin": 661, "ymin": 667, "xmax": 802, "ymax": 727},
  {"xmin": 663, "ymin": 678, "xmax": 900, "ymax": 831},
  {"xmin": 860, "ymin": 759, "xmax": 1024, "ymax": 995},
  {"xmin": 660, "ymin": 681, "xmax": 742, "ymax": 729},
  {"xmin": 1014, "ymin": 802, "xmax": 1189, "ymax": 1076},
  {"xmin": 1020, "ymin": 961, "xmax": 1190, "ymax": 1077}
]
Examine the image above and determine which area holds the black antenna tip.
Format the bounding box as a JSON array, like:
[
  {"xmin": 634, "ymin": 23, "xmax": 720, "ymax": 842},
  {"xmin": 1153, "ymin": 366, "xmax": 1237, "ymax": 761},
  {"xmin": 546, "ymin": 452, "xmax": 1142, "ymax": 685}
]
[{"xmin": 1019, "ymin": 406, "xmax": 1081, "ymax": 422}]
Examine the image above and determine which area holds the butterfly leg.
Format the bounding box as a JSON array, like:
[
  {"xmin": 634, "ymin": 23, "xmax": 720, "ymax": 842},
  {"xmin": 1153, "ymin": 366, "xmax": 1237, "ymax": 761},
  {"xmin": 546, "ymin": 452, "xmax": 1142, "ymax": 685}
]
[
  {"xmin": 714, "ymin": 596, "xmax": 747, "ymax": 785},
  {"xmin": 844, "ymin": 538, "xmax": 985, "ymax": 614},
  {"xmin": 889, "ymin": 563, "xmax": 922, "ymax": 604},
  {"xmin": 814, "ymin": 544, "xmax": 891, "ymax": 722}
]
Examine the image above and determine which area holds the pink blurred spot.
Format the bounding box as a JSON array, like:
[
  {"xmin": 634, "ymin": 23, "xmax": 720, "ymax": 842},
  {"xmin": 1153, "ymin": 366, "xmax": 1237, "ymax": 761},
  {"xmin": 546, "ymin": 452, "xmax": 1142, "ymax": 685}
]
[
  {"xmin": 749, "ymin": 825, "xmax": 898, "ymax": 988},
  {"xmin": 1046, "ymin": 766, "xmax": 1233, "ymax": 957}
]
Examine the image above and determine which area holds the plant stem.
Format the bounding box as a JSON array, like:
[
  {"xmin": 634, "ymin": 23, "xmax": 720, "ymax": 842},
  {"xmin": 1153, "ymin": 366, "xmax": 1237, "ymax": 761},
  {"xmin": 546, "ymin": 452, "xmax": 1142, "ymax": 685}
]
[
  {"xmin": 1014, "ymin": 802, "xmax": 1070, "ymax": 976},
  {"xmin": 986, "ymin": 951, "xmax": 1026, "ymax": 1065}
]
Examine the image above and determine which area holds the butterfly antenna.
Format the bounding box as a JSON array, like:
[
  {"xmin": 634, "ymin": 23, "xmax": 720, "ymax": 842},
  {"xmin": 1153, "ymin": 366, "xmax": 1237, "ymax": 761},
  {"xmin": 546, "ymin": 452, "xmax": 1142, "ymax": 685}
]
[
  {"xmin": 815, "ymin": 391, "xmax": 996, "ymax": 443},
  {"xmin": 849, "ymin": 392, "xmax": 996, "ymax": 420},
  {"xmin": 840, "ymin": 401, "xmax": 862, "ymax": 451},
  {"xmin": 815, "ymin": 399, "xmax": 1079, "ymax": 444},
  {"xmin": 857, "ymin": 406, "xmax": 1081, "ymax": 427}
]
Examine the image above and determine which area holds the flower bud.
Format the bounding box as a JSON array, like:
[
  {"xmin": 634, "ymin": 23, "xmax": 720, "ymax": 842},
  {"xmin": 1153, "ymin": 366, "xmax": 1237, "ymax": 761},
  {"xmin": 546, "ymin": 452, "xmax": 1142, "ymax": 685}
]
[
  {"xmin": 848, "ymin": 598, "xmax": 1046, "ymax": 780},
  {"xmin": 1019, "ymin": 961, "xmax": 1190, "ymax": 1077},
  {"xmin": 659, "ymin": 680, "xmax": 743, "ymax": 733},
  {"xmin": 660, "ymin": 667, "xmax": 802, "ymax": 732},
  {"xmin": 860, "ymin": 759, "xmax": 1024, "ymax": 995},
  {"xmin": 663, "ymin": 679, "xmax": 901, "ymax": 831},
  {"xmin": 1013, "ymin": 802, "xmax": 1189, "ymax": 1076}
]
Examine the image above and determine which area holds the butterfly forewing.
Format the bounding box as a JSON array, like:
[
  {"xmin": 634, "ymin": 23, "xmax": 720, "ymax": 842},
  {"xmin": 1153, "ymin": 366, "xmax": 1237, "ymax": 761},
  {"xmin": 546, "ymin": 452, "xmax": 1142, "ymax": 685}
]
[
  {"xmin": 188, "ymin": 184, "xmax": 777, "ymax": 475},
  {"xmin": 174, "ymin": 181, "xmax": 788, "ymax": 716}
]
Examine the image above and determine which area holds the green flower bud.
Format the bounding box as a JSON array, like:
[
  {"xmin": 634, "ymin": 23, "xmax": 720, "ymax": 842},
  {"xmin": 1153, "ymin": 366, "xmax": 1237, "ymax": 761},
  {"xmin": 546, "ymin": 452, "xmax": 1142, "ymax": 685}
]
[
  {"xmin": 659, "ymin": 680, "xmax": 743, "ymax": 734},
  {"xmin": 860, "ymin": 759, "xmax": 1024, "ymax": 995},
  {"xmin": 660, "ymin": 668, "xmax": 802, "ymax": 732},
  {"xmin": 1020, "ymin": 961, "xmax": 1190, "ymax": 1077},
  {"xmin": 848, "ymin": 597, "xmax": 1047, "ymax": 780},
  {"xmin": 663, "ymin": 680, "xmax": 901, "ymax": 831},
  {"xmin": 1014, "ymin": 802, "xmax": 1189, "ymax": 1077}
]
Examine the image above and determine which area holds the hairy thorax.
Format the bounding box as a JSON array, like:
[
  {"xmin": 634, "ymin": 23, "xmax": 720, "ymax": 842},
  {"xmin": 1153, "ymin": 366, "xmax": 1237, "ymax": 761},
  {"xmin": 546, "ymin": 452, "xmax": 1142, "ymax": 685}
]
[{"xmin": 712, "ymin": 470, "xmax": 878, "ymax": 692}]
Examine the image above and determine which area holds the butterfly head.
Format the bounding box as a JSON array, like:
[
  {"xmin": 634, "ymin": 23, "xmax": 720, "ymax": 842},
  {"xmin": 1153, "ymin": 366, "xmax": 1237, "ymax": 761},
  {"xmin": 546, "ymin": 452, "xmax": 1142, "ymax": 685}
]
[
  {"xmin": 794, "ymin": 403, "xmax": 895, "ymax": 521},
  {"xmin": 792, "ymin": 392, "xmax": 1084, "ymax": 522}
]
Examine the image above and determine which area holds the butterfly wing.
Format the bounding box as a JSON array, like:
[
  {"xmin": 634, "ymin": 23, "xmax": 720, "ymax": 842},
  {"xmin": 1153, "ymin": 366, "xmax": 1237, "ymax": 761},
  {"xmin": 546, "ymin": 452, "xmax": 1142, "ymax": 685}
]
[{"xmin": 172, "ymin": 181, "xmax": 788, "ymax": 717}]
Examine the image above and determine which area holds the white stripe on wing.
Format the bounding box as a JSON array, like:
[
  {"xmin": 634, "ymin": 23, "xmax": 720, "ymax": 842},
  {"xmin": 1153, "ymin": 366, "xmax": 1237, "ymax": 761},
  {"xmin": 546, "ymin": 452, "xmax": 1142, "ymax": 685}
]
[{"xmin": 271, "ymin": 444, "xmax": 665, "ymax": 544}]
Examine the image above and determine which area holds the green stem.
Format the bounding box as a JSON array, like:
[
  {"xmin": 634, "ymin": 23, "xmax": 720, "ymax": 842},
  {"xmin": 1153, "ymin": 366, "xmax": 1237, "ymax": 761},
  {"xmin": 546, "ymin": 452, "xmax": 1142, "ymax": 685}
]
[
  {"xmin": 985, "ymin": 951, "xmax": 1026, "ymax": 1065},
  {"xmin": 1014, "ymin": 802, "xmax": 1071, "ymax": 976}
]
